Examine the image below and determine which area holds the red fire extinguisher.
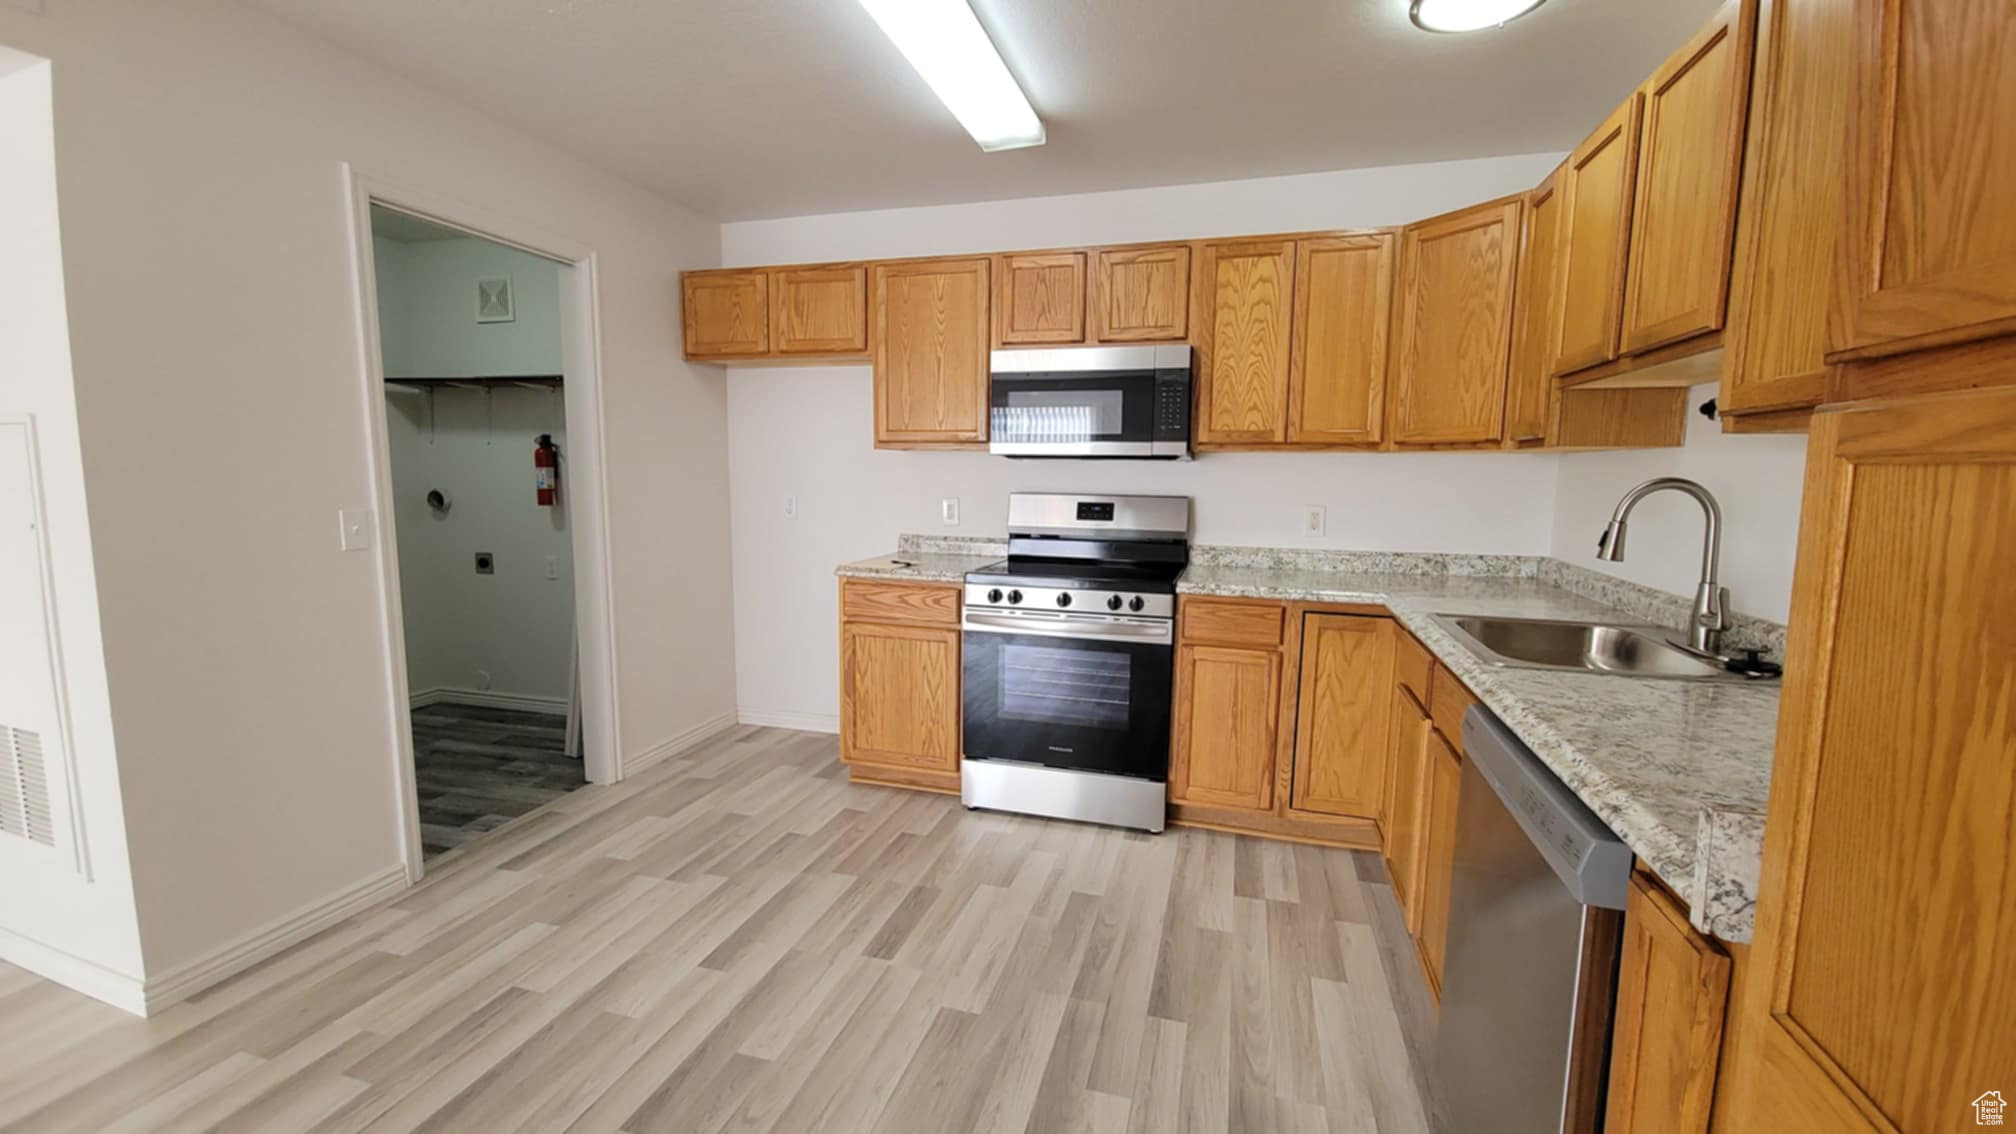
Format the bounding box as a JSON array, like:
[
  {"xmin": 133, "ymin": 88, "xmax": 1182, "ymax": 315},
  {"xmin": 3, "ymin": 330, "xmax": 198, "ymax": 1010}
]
[{"xmin": 534, "ymin": 434, "xmax": 560, "ymax": 507}]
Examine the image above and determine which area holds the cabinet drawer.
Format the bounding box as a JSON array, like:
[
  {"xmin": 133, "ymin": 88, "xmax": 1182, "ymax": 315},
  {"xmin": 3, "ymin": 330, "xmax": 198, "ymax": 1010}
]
[
  {"xmin": 1179, "ymin": 598, "xmax": 1286, "ymax": 648},
  {"xmin": 840, "ymin": 579, "xmax": 961, "ymax": 627},
  {"xmin": 1396, "ymin": 629, "xmax": 1434, "ymax": 706},
  {"xmin": 1430, "ymin": 664, "xmax": 1478, "ymax": 748}
]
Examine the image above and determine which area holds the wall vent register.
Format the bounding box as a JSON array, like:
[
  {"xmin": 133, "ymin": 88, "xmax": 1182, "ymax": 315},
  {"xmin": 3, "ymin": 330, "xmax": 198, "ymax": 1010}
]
[{"xmin": 0, "ymin": 724, "xmax": 52, "ymax": 848}]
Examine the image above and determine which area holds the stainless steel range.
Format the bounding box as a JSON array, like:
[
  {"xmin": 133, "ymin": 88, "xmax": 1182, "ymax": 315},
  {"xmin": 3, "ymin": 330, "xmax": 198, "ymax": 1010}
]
[{"xmin": 960, "ymin": 492, "xmax": 1190, "ymax": 832}]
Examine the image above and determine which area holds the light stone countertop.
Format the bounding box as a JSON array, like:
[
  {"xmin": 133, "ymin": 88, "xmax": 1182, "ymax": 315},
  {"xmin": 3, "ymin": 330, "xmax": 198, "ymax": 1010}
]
[
  {"xmin": 836, "ymin": 539, "xmax": 1778, "ymax": 942},
  {"xmin": 1178, "ymin": 561, "xmax": 1777, "ymax": 942}
]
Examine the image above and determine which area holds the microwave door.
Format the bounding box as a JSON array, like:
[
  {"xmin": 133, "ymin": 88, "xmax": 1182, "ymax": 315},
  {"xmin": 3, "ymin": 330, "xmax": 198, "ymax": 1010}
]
[{"xmin": 990, "ymin": 373, "xmax": 1156, "ymax": 457}]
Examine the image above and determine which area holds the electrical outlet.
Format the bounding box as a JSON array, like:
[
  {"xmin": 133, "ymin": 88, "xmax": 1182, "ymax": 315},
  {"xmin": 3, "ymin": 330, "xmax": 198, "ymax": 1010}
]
[
  {"xmin": 545, "ymin": 556, "xmax": 560, "ymax": 580},
  {"xmin": 941, "ymin": 497, "xmax": 961, "ymax": 526},
  {"xmin": 784, "ymin": 495, "xmax": 798, "ymax": 519},
  {"xmin": 1303, "ymin": 506, "xmax": 1326, "ymax": 537}
]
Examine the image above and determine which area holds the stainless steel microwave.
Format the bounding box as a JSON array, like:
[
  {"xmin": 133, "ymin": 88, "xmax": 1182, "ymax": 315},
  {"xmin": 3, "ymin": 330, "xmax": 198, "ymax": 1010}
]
[{"xmin": 988, "ymin": 345, "xmax": 1192, "ymax": 459}]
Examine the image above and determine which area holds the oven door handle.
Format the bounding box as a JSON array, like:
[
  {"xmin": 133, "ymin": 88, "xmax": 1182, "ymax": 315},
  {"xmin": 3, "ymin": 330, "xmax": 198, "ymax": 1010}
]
[{"xmin": 962, "ymin": 610, "xmax": 1174, "ymax": 646}]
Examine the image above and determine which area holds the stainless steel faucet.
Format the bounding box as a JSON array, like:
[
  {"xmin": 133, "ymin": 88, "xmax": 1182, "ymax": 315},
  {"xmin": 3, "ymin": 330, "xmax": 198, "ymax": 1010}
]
[{"xmin": 1595, "ymin": 477, "xmax": 1729, "ymax": 659}]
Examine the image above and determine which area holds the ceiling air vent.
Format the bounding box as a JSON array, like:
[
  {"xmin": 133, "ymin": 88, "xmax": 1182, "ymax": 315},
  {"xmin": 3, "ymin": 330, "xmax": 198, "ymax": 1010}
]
[{"xmin": 0, "ymin": 725, "xmax": 54, "ymax": 848}]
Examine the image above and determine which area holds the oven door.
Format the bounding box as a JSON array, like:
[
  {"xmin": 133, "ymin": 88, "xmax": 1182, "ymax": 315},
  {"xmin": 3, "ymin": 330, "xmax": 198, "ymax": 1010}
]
[{"xmin": 961, "ymin": 609, "xmax": 1174, "ymax": 780}]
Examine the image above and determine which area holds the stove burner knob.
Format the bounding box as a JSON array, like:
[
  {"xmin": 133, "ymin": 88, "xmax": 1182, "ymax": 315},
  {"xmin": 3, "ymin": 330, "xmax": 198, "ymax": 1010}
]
[
  {"xmin": 1006, "ymin": 590, "xmax": 1022, "ymax": 605},
  {"xmin": 1128, "ymin": 596, "xmax": 1146, "ymax": 612},
  {"xmin": 986, "ymin": 588, "xmax": 1003, "ymax": 604},
  {"xmin": 1056, "ymin": 592, "xmax": 1073, "ymax": 608},
  {"xmin": 1106, "ymin": 594, "xmax": 1124, "ymax": 611}
]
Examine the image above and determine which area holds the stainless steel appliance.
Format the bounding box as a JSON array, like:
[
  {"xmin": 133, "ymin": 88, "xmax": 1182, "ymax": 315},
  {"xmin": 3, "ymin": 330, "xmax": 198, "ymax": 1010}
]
[
  {"xmin": 1434, "ymin": 704, "xmax": 1635, "ymax": 1134},
  {"xmin": 960, "ymin": 492, "xmax": 1190, "ymax": 831},
  {"xmin": 988, "ymin": 345, "xmax": 1192, "ymax": 459}
]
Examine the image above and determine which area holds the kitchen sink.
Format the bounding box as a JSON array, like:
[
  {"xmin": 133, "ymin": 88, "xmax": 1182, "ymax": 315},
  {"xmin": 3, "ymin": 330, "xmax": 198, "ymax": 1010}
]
[{"xmin": 1429, "ymin": 614, "xmax": 1744, "ymax": 681}]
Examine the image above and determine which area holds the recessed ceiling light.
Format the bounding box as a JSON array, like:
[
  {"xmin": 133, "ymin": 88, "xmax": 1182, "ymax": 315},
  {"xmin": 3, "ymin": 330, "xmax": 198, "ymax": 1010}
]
[
  {"xmin": 1409, "ymin": 0, "xmax": 1549, "ymax": 33},
  {"xmin": 858, "ymin": 0, "xmax": 1045, "ymax": 152}
]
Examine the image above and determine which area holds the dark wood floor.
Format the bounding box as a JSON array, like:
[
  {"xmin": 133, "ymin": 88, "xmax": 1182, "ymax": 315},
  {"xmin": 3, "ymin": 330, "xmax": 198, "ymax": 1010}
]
[{"xmin": 410, "ymin": 702, "xmax": 581, "ymax": 859}]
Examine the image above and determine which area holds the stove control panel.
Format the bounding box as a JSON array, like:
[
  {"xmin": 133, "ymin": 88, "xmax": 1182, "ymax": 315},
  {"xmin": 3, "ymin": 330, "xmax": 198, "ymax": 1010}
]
[{"xmin": 963, "ymin": 582, "xmax": 1174, "ymax": 620}]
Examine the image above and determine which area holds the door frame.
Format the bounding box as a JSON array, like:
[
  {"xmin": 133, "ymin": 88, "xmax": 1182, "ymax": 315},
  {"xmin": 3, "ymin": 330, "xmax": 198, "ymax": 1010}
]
[{"xmin": 340, "ymin": 164, "xmax": 624, "ymax": 883}]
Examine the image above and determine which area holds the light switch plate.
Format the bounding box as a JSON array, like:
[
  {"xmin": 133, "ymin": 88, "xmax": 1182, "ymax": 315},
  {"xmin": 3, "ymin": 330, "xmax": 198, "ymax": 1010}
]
[
  {"xmin": 941, "ymin": 497, "xmax": 961, "ymax": 526},
  {"xmin": 1303, "ymin": 505, "xmax": 1326, "ymax": 537},
  {"xmin": 338, "ymin": 508, "xmax": 373, "ymax": 551}
]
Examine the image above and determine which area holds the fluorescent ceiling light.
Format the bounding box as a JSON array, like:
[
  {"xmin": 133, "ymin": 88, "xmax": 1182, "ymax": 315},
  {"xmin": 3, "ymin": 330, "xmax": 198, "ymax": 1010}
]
[
  {"xmin": 1410, "ymin": 0, "xmax": 1549, "ymax": 33},
  {"xmin": 857, "ymin": 0, "xmax": 1045, "ymax": 151}
]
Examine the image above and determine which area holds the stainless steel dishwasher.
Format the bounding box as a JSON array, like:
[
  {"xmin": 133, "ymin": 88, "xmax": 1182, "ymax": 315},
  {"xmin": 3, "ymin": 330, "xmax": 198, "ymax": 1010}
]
[{"xmin": 1433, "ymin": 705, "xmax": 1635, "ymax": 1134}]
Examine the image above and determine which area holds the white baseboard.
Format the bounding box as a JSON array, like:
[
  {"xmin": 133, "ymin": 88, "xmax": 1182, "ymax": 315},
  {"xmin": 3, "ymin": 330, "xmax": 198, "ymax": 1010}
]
[
  {"xmin": 0, "ymin": 926, "xmax": 147, "ymax": 1016},
  {"xmin": 622, "ymin": 711, "xmax": 738, "ymax": 777},
  {"xmin": 737, "ymin": 708, "xmax": 840, "ymax": 734},
  {"xmin": 410, "ymin": 687, "xmax": 568, "ymax": 714},
  {"xmin": 140, "ymin": 864, "xmax": 408, "ymax": 1015}
]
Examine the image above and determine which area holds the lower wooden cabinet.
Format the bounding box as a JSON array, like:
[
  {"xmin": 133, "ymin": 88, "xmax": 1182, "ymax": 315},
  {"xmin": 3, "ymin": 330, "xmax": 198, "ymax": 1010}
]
[
  {"xmin": 1290, "ymin": 614, "xmax": 1396, "ymax": 818},
  {"xmin": 1606, "ymin": 871, "xmax": 1732, "ymax": 1134},
  {"xmin": 1414, "ymin": 726, "xmax": 1464, "ymax": 998},
  {"xmin": 837, "ymin": 580, "xmax": 962, "ymax": 791},
  {"xmin": 1170, "ymin": 642, "xmax": 1283, "ymax": 811},
  {"xmin": 1382, "ymin": 683, "xmax": 1434, "ymax": 929}
]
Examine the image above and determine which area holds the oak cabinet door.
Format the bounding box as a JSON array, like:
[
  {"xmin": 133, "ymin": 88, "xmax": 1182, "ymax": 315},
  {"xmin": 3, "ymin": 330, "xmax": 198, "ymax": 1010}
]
[
  {"xmin": 1389, "ymin": 198, "xmax": 1523, "ymax": 446},
  {"xmin": 840, "ymin": 621, "xmax": 960, "ymax": 774},
  {"xmin": 994, "ymin": 252, "xmax": 1086, "ymax": 346},
  {"xmin": 1506, "ymin": 170, "xmax": 1567, "ymax": 444},
  {"xmin": 1288, "ymin": 234, "xmax": 1395, "ymax": 445},
  {"xmin": 1606, "ymin": 873, "xmax": 1732, "ymax": 1134},
  {"xmin": 1194, "ymin": 239, "xmax": 1297, "ymax": 445},
  {"xmin": 1721, "ymin": 0, "xmax": 1852, "ymax": 420},
  {"xmin": 1553, "ymin": 96, "xmax": 1643, "ymax": 375},
  {"xmin": 1171, "ymin": 643, "xmax": 1282, "ymax": 811},
  {"xmin": 773, "ymin": 265, "xmax": 868, "ymax": 356},
  {"xmin": 1289, "ymin": 614, "xmax": 1396, "ymax": 819},
  {"xmin": 681, "ymin": 269, "xmax": 769, "ymax": 358},
  {"xmin": 1414, "ymin": 727, "xmax": 1463, "ymax": 998},
  {"xmin": 1620, "ymin": 0, "xmax": 1755, "ymax": 355},
  {"xmin": 1726, "ymin": 386, "xmax": 2016, "ymax": 1132},
  {"xmin": 1091, "ymin": 245, "xmax": 1190, "ymax": 342},
  {"xmin": 872, "ymin": 257, "xmax": 991, "ymax": 447},
  {"xmin": 1831, "ymin": 0, "xmax": 2016, "ymax": 361},
  {"xmin": 1381, "ymin": 685, "xmax": 1432, "ymax": 930}
]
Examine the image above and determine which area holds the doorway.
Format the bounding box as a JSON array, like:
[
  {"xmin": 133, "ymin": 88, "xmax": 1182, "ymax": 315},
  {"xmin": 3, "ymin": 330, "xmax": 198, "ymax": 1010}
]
[{"xmin": 369, "ymin": 205, "xmax": 584, "ymax": 862}]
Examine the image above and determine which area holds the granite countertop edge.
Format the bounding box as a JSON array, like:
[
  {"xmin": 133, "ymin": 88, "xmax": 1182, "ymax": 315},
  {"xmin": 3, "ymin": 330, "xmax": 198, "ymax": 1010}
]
[{"xmin": 835, "ymin": 547, "xmax": 1773, "ymax": 942}]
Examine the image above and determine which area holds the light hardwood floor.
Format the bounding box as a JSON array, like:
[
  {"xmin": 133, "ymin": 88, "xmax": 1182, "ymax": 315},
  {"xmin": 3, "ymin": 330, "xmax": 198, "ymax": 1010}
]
[{"xmin": 0, "ymin": 726, "xmax": 1442, "ymax": 1133}]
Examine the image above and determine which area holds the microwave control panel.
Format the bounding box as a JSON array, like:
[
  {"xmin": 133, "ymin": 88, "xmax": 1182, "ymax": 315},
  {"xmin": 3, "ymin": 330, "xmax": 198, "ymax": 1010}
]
[{"xmin": 1153, "ymin": 371, "xmax": 1192, "ymax": 442}]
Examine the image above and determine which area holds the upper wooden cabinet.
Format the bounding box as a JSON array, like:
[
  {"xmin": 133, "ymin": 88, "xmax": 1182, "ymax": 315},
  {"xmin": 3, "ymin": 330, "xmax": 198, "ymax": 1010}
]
[
  {"xmin": 1289, "ymin": 614, "xmax": 1395, "ymax": 819},
  {"xmin": 1553, "ymin": 97, "xmax": 1644, "ymax": 375},
  {"xmin": 774, "ymin": 265, "xmax": 869, "ymax": 356},
  {"xmin": 1606, "ymin": 872, "xmax": 1732, "ymax": 1134},
  {"xmin": 872, "ymin": 257, "xmax": 991, "ymax": 449},
  {"xmin": 681, "ymin": 269, "xmax": 770, "ymax": 359},
  {"xmin": 1725, "ymin": 385, "xmax": 2016, "ymax": 1132},
  {"xmin": 1193, "ymin": 238, "xmax": 1298, "ymax": 445},
  {"xmin": 1830, "ymin": 0, "xmax": 2016, "ymax": 362},
  {"xmin": 1092, "ymin": 245, "xmax": 1191, "ymax": 342},
  {"xmin": 1389, "ymin": 197, "xmax": 1523, "ymax": 446},
  {"xmin": 1720, "ymin": 0, "xmax": 1852, "ymax": 424},
  {"xmin": 1506, "ymin": 170, "xmax": 1567, "ymax": 445},
  {"xmin": 993, "ymin": 252, "xmax": 1086, "ymax": 346},
  {"xmin": 1620, "ymin": 0, "xmax": 1756, "ymax": 355},
  {"xmin": 683, "ymin": 264, "xmax": 869, "ymax": 361},
  {"xmin": 1288, "ymin": 233, "xmax": 1395, "ymax": 446}
]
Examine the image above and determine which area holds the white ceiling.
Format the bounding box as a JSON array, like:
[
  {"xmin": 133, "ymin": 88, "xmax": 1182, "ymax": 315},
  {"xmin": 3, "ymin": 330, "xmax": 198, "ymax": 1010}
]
[{"xmin": 246, "ymin": 0, "xmax": 1722, "ymax": 222}]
